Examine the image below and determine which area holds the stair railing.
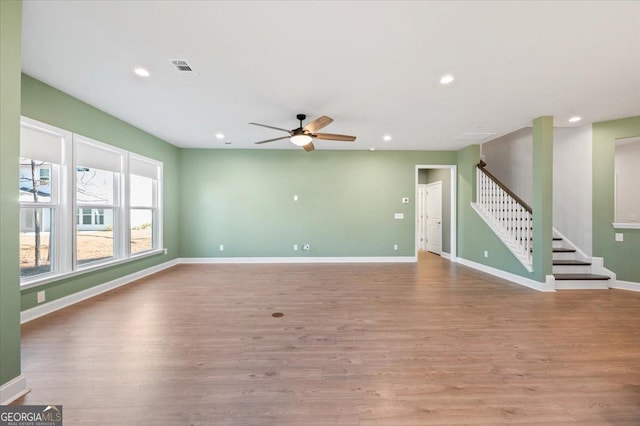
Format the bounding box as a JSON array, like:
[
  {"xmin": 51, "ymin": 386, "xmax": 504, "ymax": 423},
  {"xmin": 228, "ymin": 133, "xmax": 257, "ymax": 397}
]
[{"xmin": 476, "ymin": 161, "xmax": 533, "ymax": 265}]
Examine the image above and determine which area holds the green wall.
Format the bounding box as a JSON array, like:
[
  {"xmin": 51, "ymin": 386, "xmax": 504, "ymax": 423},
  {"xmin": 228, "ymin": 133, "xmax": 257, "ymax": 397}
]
[
  {"xmin": 593, "ymin": 116, "xmax": 640, "ymax": 282},
  {"xmin": 0, "ymin": 0, "xmax": 23, "ymax": 387},
  {"xmin": 456, "ymin": 145, "xmax": 534, "ymax": 278},
  {"xmin": 178, "ymin": 149, "xmax": 456, "ymax": 258},
  {"xmin": 531, "ymin": 116, "xmax": 554, "ymax": 282},
  {"xmin": 19, "ymin": 75, "xmax": 181, "ymax": 310}
]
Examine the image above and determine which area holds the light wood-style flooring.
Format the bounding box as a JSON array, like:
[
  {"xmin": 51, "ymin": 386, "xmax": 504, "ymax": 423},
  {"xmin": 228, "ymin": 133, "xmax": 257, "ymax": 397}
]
[{"xmin": 16, "ymin": 253, "xmax": 640, "ymax": 424}]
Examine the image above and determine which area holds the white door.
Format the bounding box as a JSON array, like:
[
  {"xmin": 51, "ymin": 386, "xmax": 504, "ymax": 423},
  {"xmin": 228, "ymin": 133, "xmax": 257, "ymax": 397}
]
[
  {"xmin": 426, "ymin": 181, "xmax": 442, "ymax": 255},
  {"xmin": 417, "ymin": 185, "xmax": 428, "ymax": 251}
]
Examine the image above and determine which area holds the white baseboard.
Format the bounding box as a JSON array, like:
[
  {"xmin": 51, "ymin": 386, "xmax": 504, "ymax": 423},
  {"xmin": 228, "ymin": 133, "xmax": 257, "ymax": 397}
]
[
  {"xmin": 441, "ymin": 252, "xmax": 451, "ymax": 259},
  {"xmin": 0, "ymin": 375, "xmax": 29, "ymax": 405},
  {"xmin": 179, "ymin": 256, "xmax": 417, "ymax": 264},
  {"xmin": 610, "ymin": 279, "xmax": 640, "ymax": 292},
  {"xmin": 20, "ymin": 259, "xmax": 179, "ymax": 324},
  {"xmin": 455, "ymin": 257, "xmax": 555, "ymax": 292}
]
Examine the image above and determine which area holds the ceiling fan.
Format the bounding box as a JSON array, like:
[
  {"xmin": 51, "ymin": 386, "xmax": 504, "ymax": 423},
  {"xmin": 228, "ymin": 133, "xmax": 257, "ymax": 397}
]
[{"xmin": 250, "ymin": 114, "xmax": 356, "ymax": 152}]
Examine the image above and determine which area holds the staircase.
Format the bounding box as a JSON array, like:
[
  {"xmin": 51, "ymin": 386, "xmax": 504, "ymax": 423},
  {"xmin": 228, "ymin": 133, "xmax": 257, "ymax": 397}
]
[
  {"xmin": 551, "ymin": 232, "xmax": 612, "ymax": 290},
  {"xmin": 472, "ymin": 162, "xmax": 615, "ymax": 290}
]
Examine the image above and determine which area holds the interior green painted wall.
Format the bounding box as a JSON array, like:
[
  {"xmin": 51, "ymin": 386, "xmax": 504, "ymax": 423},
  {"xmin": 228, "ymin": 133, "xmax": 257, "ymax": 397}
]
[
  {"xmin": 532, "ymin": 116, "xmax": 553, "ymax": 282},
  {"xmin": 456, "ymin": 145, "xmax": 534, "ymax": 278},
  {"xmin": 178, "ymin": 149, "xmax": 456, "ymax": 258},
  {"xmin": 593, "ymin": 115, "xmax": 640, "ymax": 283},
  {"xmin": 19, "ymin": 75, "xmax": 180, "ymax": 310},
  {"xmin": 0, "ymin": 0, "xmax": 23, "ymax": 387}
]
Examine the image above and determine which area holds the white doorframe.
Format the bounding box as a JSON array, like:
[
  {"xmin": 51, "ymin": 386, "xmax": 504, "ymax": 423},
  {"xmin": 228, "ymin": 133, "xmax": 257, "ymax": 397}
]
[{"xmin": 414, "ymin": 165, "xmax": 457, "ymax": 260}]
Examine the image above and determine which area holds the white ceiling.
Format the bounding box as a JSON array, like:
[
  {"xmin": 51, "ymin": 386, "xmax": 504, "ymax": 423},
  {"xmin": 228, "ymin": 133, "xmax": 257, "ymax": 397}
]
[{"xmin": 21, "ymin": 1, "xmax": 640, "ymax": 151}]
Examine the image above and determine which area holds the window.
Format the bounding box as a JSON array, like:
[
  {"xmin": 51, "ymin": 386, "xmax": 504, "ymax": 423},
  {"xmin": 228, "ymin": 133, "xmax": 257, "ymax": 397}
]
[
  {"xmin": 19, "ymin": 117, "xmax": 164, "ymax": 286},
  {"xmin": 129, "ymin": 155, "xmax": 161, "ymax": 255},
  {"xmin": 75, "ymin": 138, "xmax": 121, "ymax": 266},
  {"xmin": 39, "ymin": 167, "xmax": 50, "ymax": 183},
  {"xmin": 19, "ymin": 123, "xmax": 65, "ymax": 279}
]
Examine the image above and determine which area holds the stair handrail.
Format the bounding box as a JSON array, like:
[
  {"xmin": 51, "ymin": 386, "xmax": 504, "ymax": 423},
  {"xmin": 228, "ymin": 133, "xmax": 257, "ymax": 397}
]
[
  {"xmin": 477, "ymin": 161, "xmax": 532, "ymax": 213},
  {"xmin": 475, "ymin": 161, "xmax": 533, "ymax": 268}
]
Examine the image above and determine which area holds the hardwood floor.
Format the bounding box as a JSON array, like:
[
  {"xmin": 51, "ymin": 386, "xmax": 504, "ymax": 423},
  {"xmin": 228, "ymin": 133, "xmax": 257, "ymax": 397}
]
[{"xmin": 15, "ymin": 253, "xmax": 640, "ymax": 425}]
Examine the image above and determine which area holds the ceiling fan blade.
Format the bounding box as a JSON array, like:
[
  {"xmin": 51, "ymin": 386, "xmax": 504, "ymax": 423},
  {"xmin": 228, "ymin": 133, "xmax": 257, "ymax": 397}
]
[
  {"xmin": 249, "ymin": 122, "xmax": 292, "ymax": 134},
  {"xmin": 302, "ymin": 142, "xmax": 315, "ymax": 152},
  {"xmin": 313, "ymin": 133, "xmax": 356, "ymax": 142},
  {"xmin": 303, "ymin": 116, "xmax": 333, "ymax": 133},
  {"xmin": 254, "ymin": 136, "xmax": 291, "ymax": 144}
]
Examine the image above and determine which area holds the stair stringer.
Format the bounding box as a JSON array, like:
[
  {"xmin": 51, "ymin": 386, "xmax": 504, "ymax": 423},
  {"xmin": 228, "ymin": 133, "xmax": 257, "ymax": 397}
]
[{"xmin": 471, "ymin": 202, "xmax": 533, "ymax": 273}]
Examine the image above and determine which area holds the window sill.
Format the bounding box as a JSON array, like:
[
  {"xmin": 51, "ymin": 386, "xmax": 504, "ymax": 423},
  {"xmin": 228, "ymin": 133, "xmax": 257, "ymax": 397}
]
[
  {"xmin": 612, "ymin": 223, "xmax": 640, "ymax": 230},
  {"xmin": 20, "ymin": 248, "xmax": 166, "ymax": 290}
]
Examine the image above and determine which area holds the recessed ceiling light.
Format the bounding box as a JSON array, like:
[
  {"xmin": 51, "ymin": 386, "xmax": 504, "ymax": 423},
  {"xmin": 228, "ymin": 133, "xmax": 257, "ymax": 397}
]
[
  {"xmin": 383, "ymin": 135, "xmax": 392, "ymax": 142},
  {"xmin": 133, "ymin": 67, "xmax": 150, "ymax": 77},
  {"xmin": 568, "ymin": 116, "xmax": 582, "ymax": 123},
  {"xmin": 215, "ymin": 133, "xmax": 225, "ymax": 139},
  {"xmin": 439, "ymin": 74, "xmax": 455, "ymax": 85}
]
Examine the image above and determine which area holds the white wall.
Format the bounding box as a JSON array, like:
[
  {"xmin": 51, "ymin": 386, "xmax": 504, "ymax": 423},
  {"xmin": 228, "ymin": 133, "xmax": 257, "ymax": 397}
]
[
  {"xmin": 553, "ymin": 126, "xmax": 592, "ymax": 255},
  {"xmin": 482, "ymin": 125, "xmax": 593, "ymax": 255},
  {"xmin": 481, "ymin": 127, "xmax": 533, "ymax": 204},
  {"xmin": 615, "ymin": 138, "xmax": 640, "ymax": 223}
]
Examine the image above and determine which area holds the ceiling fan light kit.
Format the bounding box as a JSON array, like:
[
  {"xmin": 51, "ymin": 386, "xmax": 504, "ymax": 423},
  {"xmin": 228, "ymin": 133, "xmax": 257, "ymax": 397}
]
[
  {"xmin": 290, "ymin": 133, "xmax": 313, "ymax": 146},
  {"xmin": 250, "ymin": 113, "xmax": 356, "ymax": 152}
]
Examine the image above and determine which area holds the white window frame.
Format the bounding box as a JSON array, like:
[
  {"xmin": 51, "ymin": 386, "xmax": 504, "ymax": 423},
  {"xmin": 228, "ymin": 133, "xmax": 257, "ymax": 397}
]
[
  {"xmin": 20, "ymin": 117, "xmax": 165, "ymax": 289},
  {"xmin": 73, "ymin": 134, "xmax": 124, "ymax": 268},
  {"xmin": 128, "ymin": 153, "xmax": 163, "ymax": 257},
  {"xmin": 19, "ymin": 118, "xmax": 71, "ymax": 280}
]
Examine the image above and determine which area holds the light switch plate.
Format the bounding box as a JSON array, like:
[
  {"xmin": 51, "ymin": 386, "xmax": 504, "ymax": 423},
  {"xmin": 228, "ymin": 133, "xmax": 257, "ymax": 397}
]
[
  {"xmin": 394, "ymin": 213, "xmax": 404, "ymax": 219},
  {"xmin": 615, "ymin": 233, "xmax": 624, "ymax": 242}
]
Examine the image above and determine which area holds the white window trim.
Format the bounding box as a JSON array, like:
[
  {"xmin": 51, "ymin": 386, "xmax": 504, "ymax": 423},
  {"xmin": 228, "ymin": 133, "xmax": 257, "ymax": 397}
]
[
  {"xmin": 20, "ymin": 116, "xmax": 165, "ymax": 288},
  {"xmin": 128, "ymin": 153, "xmax": 163, "ymax": 257},
  {"xmin": 20, "ymin": 248, "xmax": 165, "ymax": 290}
]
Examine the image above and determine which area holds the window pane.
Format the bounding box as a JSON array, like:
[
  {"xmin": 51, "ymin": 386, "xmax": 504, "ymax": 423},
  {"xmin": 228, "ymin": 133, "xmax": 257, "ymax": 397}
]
[
  {"xmin": 77, "ymin": 208, "xmax": 114, "ymax": 265},
  {"xmin": 20, "ymin": 207, "xmax": 54, "ymax": 277},
  {"xmin": 19, "ymin": 158, "xmax": 52, "ymax": 203},
  {"xmin": 130, "ymin": 174, "xmax": 153, "ymax": 207},
  {"xmin": 76, "ymin": 166, "xmax": 114, "ymax": 205},
  {"xmin": 130, "ymin": 209, "xmax": 153, "ymax": 254}
]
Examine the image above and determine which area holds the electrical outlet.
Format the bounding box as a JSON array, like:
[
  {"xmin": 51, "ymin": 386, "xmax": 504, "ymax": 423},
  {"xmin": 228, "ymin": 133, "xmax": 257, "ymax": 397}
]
[
  {"xmin": 484, "ymin": 250, "xmax": 489, "ymax": 258},
  {"xmin": 293, "ymin": 244, "xmax": 298, "ymax": 251},
  {"xmin": 37, "ymin": 290, "xmax": 46, "ymax": 304},
  {"xmin": 302, "ymin": 244, "xmax": 310, "ymax": 251},
  {"xmin": 163, "ymin": 248, "xmax": 168, "ymax": 255},
  {"xmin": 402, "ymin": 197, "xmax": 409, "ymax": 204},
  {"xmin": 393, "ymin": 244, "xmax": 398, "ymax": 251},
  {"xmin": 219, "ymin": 244, "xmax": 224, "ymax": 251},
  {"xmin": 293, "ymin": 195, "xmax": 299, "ymax": 202},
  {"xmin": 615, "ymin": 233, "xmax": 624, "ymax": 242}
]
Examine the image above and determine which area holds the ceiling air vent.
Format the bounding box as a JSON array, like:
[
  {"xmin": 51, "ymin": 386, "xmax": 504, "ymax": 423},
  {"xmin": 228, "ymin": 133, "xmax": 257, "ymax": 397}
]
[{"xmin": 169, "ymin": 59, "xmax": 199, "ymax": 77}]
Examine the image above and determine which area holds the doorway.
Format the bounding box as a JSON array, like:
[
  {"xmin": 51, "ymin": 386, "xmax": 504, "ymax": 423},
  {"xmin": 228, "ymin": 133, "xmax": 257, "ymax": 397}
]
[{"xmin": 415, "ymin": 165, "xmax": 456, "ymax": 260}]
